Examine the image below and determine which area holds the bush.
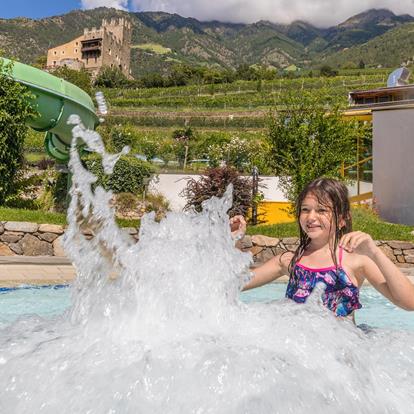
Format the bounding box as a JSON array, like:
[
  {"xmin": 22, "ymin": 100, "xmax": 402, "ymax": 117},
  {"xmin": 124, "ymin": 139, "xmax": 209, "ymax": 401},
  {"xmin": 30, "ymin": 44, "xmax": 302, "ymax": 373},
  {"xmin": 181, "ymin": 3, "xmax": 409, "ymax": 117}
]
[
  {"xmin": 51, "ymin": 66, "xmax": 92, "ymax": 96},
  {"xmin": 109, "ymin": 125, "xmax": 134, "ymax": 152},
  {"xmin": 83, "ymin": 153, "xmax": 154, "ymax": 194},
  {"xmin": 0, "ymin": 59, "xmax": 36, "ymax": 204},
  {"xmin": 94, "ymin": 66, "xmax": 129, "ymax": 88},
  {"xmin": 145, "ymin": 192, "xmax": 170, "ymax": 221},
  {"xmin": 181, "ymin": 166, "xmax": 254, "ymax": 218}
]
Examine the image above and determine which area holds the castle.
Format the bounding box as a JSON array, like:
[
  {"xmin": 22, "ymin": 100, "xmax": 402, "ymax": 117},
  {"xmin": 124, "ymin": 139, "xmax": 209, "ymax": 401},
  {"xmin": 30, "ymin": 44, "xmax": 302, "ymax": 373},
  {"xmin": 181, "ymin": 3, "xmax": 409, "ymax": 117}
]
[{"xmin": 46, "ymin": 18, "xmax": 132, "ymax": 78}]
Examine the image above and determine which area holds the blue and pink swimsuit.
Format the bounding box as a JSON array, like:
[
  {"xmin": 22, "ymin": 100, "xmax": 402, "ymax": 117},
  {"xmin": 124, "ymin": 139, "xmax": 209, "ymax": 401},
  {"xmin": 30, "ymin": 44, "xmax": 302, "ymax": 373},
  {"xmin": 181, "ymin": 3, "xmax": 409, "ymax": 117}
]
[{"xmin": 285, "ymin": 247, "xmax": 362, "ymax": 316}]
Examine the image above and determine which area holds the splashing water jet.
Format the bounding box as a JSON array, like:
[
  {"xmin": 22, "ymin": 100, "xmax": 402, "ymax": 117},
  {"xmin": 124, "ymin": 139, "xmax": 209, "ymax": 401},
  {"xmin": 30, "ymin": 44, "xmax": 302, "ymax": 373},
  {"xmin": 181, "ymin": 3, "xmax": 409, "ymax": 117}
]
[{"xmin": 0, "ymin": 118, "xmax": 414, "ymax": 413}]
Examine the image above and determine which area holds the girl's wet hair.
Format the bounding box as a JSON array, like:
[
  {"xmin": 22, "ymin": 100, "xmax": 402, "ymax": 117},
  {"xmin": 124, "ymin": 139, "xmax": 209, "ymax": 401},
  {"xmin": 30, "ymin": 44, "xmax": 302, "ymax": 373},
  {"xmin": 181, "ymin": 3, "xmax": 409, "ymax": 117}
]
[{"xmin": 288, "ymin": 177, "xmax": 352, "ymax": 274}]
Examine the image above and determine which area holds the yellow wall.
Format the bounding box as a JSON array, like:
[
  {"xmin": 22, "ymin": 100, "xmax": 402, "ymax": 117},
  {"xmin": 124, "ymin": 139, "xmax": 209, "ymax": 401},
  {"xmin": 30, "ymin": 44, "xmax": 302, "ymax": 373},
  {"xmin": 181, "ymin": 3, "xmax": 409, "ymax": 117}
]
[{"xmin": 257, "ymin": 201, "xmax": 294, "ymax": 224}]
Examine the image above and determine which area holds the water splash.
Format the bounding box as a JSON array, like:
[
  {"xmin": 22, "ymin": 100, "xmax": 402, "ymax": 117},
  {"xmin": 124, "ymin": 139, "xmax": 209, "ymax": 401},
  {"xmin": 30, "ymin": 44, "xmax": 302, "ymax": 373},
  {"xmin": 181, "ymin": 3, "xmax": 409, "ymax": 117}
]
[{"xmin": 0, "ymin": 120, "xmax": 414, "ymax": 413}]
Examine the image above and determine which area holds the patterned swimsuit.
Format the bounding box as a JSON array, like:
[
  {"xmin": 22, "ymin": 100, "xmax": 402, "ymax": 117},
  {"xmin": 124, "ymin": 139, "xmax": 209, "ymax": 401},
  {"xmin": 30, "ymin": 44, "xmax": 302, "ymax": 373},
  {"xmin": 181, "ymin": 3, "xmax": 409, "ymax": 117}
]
[{"xmin": 285, "ymin": 247, "xmax": 362, "ymax": 316}]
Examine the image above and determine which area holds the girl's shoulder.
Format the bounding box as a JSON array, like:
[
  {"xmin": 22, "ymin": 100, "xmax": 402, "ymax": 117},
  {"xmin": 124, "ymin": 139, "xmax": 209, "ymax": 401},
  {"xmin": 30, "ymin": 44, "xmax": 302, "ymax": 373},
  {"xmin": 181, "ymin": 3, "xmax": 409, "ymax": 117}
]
[
  {"xmin": 278, "ymin": 250, "xmax": 294, "ymax": 269},
  {"xmin": 340, "ymin": 248, "xmax": 370, "ymax": 272}
]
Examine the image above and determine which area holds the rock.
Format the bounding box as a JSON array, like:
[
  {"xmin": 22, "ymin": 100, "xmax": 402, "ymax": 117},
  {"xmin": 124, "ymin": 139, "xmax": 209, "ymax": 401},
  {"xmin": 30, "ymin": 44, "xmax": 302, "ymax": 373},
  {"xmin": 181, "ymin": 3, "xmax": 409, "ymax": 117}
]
[
  {"xmin": 38, "ymin": 224, "xmax": 64, "ymax": 234},
  {"xmin": 4, "ymin": 221, "xmax": 38, "ymax": 233},
  {"xmin": 19, "ymin": 234, "xmax": 53, "ymax": 256},
  {"xmin": 393, "ymin": 249, "xmax": 403, "ymax": 255},
  {"xmin": 37, "ymin": 232, "xmax": 59, "ymax": 243},
  {"xmin": 403, "ymin": 249, "xmax": 414, "ymax": 256},
  {"xmin": 250, "ymin": 245, "xmax": 264, "ymax": 257},
  {"xmin": 405, "ymin": 255, "xmax": 414, "ymax": 264},
  {"xmin": 251, "ymin": 235, "xmax": 279, "ymax": 247},
  {"xmin": 53, "ymin": 236, "xmax": 66, "ymax": 257},
  {"xmin": 0, "ymin": 232, "xmax": 24, "ymax": 243},
  {"xmin": 257, "ymin": 247, "xmax": 278, "ymax": 263},
  {"xmin": 388, "ymin": 241, "xmax": 414, "ymax": 250},
  {"xmin": 238, "ymin": 235, "xmax": 253, "ymax": 249},
  {"xmin": 284, "ymin": 244, "xmax": 298, "ymax": 252},
  {"xmin": 9, "ymin": 243, "xmax": 23, "ymax": 255},
  {"xmin": 397, "ymin": 255, "xmax": 405, "ymax": 263},
  {"xmin": 0, "ymin": 223, "xmax": 4, "ymax": 235},
  {"xmin": 282, "ymin": 237, "xmax": 299, "ymax": 245},
  {"xmin": 0, "ymin": 242, "xmax": 15, "ymax": 256},
  {"xmin": 379, "ymin": 244, "xmax": 396, "ymax": 262}
]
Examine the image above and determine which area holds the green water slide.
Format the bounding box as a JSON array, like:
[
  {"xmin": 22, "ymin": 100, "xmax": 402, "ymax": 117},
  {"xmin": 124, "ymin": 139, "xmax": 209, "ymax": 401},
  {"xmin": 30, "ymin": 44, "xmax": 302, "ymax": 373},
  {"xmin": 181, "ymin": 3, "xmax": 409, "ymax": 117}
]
[{"xmin": 0, "ymin": 58, "xmax": 99, "ymax": 162}]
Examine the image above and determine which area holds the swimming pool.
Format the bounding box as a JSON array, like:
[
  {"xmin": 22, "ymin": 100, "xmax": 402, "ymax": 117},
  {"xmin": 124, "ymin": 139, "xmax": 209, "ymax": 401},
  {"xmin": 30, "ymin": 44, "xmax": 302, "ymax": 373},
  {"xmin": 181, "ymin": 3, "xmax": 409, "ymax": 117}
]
[{"xmin": 1, "ymin": 284, "xmax": 413, "ymax": 330}]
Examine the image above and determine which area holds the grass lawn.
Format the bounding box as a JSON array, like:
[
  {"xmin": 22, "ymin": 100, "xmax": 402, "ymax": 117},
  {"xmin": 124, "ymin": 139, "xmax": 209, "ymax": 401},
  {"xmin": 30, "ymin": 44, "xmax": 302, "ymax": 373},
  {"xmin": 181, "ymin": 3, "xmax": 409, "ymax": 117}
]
[
  {"xmin": 1, "ymin": 206, "xmax": 413, "ymax": 241},
  {"xmin": 131, "ymin": 43, "xmax": 172, "ymax": 54},
  {"xmin": 0, "ymin": 207, "xmax": 140, "ymax": 228}
]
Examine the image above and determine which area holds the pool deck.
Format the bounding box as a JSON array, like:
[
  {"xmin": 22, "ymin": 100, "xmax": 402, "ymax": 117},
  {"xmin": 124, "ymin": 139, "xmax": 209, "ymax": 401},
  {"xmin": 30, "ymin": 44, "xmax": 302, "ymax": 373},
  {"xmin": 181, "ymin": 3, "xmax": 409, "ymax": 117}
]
[{"xmin": 1, "ymin": 256, "xmax": 414, "ymax": 287}]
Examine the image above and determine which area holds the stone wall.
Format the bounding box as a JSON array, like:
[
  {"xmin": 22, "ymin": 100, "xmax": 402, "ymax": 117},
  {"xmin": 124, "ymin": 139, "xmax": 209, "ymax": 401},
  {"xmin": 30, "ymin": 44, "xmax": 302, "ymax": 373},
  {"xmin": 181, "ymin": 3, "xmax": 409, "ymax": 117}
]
[
  {"xmin": 1, "ymin": 221, "xmax": 414, "ymax": 266},
  {"xmin": 0, "ymin": 221, "xmax": 139, "ymax": 257},
  {"xmin": 238, "ymin": 235, "xmax": 414, "ymax": 266}
]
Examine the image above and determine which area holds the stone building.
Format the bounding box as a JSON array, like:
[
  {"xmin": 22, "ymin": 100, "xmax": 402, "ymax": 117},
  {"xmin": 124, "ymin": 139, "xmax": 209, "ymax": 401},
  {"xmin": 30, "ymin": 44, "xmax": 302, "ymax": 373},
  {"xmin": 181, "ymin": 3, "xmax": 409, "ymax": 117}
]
[{"xmin": 46, "ymin": 18, "xmax": 132, "ymax": 78}]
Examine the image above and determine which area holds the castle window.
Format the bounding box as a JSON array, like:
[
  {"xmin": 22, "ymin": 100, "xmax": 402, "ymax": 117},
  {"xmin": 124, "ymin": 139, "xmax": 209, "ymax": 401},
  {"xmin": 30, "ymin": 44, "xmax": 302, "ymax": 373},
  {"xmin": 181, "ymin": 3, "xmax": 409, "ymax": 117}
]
[
  {"xmin": 76, "ymin": 42, "xmax": 78, "ymax": 46},
  {"xmin": 62, "ymin": 51, "xmax": 65, "ymax": 55},
  {"xmin": 54, "ymin": 51, "xmax": 57, "ymax": 55},
  {"xmin": 109, "ymin": 49, "xmax": 111, "ymax": 55},
  {"xmin": 53, "ymin": 61, "xmax": 56, "ymax": 65}
]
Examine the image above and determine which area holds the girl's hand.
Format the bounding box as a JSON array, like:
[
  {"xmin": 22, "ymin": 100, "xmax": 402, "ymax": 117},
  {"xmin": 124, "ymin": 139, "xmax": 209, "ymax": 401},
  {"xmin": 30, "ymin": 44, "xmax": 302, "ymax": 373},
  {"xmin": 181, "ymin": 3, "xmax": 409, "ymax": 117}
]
[
  {"xmin": 339, "ymin": 231, "xmax": 378, "ymax": 258},
  {"xmin": 230, "ymin": 215, "xmax": 246, "ymax": 241}
]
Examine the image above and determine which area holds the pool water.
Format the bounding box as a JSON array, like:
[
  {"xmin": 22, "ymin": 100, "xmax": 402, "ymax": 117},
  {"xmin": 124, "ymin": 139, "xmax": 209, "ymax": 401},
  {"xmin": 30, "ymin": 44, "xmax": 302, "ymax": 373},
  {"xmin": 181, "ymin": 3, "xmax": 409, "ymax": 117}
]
[{"xmin": 1, "ymin": 284, "xmax": 413, "ymax": 331}]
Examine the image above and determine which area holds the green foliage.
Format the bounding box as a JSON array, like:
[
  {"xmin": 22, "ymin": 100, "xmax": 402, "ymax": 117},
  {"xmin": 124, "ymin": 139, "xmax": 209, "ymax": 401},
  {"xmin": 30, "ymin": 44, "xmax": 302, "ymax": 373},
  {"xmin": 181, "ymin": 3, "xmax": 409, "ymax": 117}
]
[
  {"xmin": 319, "ymin": 65, "xmax": 338, "ymax": 77},
  {"xmin": 182, "ymin": 166, "xmax": 254, "ymax": 217},
  {"xmin": 109, "ymin": 125, "xmax": 134, "ymax": 152},
  {"xmin": 51, "ymin": 66, "xmax": 92, "ymax": 95},
  {"xmin": 0, "ymin": 60, "xmax": 36, "ymax": 205},
  {"xmin": 267, "ymin": 91, "xmax": 367, "ymax": 203},
  {"xmin": 94, "ymin": 66, "xmax": 129, "ymax": 88},
  {"xmin": 83, "ymin": 153, "xmax": 154, "ymax": 194}
]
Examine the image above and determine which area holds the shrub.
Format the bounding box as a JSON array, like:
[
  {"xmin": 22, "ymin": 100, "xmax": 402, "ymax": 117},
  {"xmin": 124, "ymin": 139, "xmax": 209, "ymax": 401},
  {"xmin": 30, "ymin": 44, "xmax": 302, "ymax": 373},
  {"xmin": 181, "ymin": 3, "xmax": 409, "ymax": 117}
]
[
  {"xmin": 145, "ymin": 192, "xmax": 170, "ymax": 221},
  {"xmin": 51, "ymin": 66, "xmax": 92, "ymax": 95},
  {"xmin": 181, "ymin": 165, "xmax": 254, "ymax": 218},
  {"xmin": 83, "ymin": 154, "xmax": 154, "ymax": 194},
  {"xmin": 0, "ymin": 59, "xmax": 36, "ymax": 204},
  {"xmin": 109, "ymin": 125, "xmax": 134, "ymax": 152},
  {"xmin": 115, "ymin": 192, "xmax": 140, "ymax": 217},
  {"xmin": 94, "ymin": 66, "xmax": 129, "ymax": 88}
]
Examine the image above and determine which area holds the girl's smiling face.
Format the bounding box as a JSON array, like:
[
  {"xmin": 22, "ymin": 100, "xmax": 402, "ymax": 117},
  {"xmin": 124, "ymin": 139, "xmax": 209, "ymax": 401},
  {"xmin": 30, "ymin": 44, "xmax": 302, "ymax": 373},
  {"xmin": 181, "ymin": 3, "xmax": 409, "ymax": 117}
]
[{"xmin": 299, "ymin": 193, "xmax": 335, "ymax": 241}]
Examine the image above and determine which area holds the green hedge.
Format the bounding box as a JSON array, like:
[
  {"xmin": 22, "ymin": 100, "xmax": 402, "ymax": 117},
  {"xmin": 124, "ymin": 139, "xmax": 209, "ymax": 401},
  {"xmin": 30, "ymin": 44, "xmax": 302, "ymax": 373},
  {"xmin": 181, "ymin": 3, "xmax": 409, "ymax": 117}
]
[{"xmin": 83, "ymin": 154, "xmax": 155, "ymax": 194}]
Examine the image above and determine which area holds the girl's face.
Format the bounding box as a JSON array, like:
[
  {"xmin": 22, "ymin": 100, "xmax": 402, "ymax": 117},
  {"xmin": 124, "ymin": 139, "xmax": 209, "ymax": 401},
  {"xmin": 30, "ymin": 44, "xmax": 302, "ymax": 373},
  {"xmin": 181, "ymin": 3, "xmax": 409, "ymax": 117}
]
[{"xmin": 299, "ymin": 193, "xmax": 337, "ymax": 241}]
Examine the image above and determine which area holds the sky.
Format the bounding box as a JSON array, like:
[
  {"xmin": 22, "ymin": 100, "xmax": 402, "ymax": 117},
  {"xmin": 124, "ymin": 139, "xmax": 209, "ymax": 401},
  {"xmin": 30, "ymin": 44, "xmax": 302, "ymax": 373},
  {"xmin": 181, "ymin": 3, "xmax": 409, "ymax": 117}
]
[{"xmin": 1, "ymin": 0, "xmax": 414, "ymax": 27}]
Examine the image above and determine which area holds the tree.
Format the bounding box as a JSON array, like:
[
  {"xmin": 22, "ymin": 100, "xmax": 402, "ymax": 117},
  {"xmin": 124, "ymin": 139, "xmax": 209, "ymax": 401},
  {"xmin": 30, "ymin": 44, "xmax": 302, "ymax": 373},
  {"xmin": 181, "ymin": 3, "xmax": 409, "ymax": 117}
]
[
  {"xmin": 0, "ymin": 60, "xmax": 36, "ymax": 204},
  {"xmin": 51, "ymin": 66, "xmax": 92, "ymax": 95},
  {"xmin": 172, "ymin": 127, "xmax": 195, "ymax": 169},
  {"xmin": 319, "ymin": 65, "xmax": 338, "ymax": 77},
  {"xmin": 267, "ymin": 91, "xmax": 365, "ymax": 204},
  {"xmin": 94, "ymin": 66, "xmax": 129, "ymax": 88}
]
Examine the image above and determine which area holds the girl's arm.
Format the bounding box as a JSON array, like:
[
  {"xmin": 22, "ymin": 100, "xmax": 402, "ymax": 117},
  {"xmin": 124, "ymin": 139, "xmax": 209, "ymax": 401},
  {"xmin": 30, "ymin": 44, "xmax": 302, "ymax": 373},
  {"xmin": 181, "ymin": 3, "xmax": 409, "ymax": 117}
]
[
  {"xmin": 340, "ymin": 231, "xmax": 414, "ymax": 311},
  {"xmin": 242, "ymin": 253, "xmax": 292, "ymax": 291}
]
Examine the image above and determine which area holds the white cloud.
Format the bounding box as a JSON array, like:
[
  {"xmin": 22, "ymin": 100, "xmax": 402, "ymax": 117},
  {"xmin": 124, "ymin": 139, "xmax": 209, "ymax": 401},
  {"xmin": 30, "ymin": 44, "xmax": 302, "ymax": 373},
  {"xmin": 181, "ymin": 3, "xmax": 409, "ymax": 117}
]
[
  {"xmin": 81, "ymin": 0, "xmax": 129, "ymax": 11},
  {"xmin": 129, "ymin": 0, "xmax": 414, "ymax": 27}
]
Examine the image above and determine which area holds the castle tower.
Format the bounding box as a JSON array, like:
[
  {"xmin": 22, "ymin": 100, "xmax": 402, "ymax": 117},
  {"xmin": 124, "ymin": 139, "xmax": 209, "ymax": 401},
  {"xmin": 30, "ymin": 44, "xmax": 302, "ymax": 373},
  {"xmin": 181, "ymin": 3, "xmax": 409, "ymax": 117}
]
[{"xmin": 47, "ymin": 18, "xmax": 132, "ymax": 79}]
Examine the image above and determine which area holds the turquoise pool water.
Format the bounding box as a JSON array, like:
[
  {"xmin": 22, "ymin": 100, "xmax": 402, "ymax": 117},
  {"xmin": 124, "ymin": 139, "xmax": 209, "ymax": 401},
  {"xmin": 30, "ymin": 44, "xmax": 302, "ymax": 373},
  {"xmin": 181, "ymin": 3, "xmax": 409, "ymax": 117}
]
[{"xmin": 0, "ymin": 284, "xmax": 413, "ymax": 330}]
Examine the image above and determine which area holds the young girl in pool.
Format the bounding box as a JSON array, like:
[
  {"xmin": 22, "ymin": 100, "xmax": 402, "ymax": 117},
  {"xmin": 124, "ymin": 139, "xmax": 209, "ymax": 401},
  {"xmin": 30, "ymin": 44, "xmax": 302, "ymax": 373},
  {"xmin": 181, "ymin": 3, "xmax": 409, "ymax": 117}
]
[{"xmin": 230, "ymin": 178, "xmax": 414, "ymax": 316}]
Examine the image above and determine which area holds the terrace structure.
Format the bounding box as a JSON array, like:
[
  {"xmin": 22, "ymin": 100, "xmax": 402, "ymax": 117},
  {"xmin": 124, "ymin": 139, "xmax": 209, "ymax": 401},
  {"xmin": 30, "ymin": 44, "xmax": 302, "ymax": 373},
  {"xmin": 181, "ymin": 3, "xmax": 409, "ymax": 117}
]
[
  {"xmin": 344, "ymin": 70, "xmax": 414, "ymax": 225},
  {"xmin": 46, "ymin": 18, "xmax": 132, "ymax": 78}
]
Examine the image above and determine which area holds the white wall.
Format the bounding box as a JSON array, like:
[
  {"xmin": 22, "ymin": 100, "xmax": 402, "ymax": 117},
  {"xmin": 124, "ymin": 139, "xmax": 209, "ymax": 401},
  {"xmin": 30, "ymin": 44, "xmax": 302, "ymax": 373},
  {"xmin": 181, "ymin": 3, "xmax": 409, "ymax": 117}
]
[{"xmin": 149, "ymin": 173, "xmax": 369, "ymax": 212}]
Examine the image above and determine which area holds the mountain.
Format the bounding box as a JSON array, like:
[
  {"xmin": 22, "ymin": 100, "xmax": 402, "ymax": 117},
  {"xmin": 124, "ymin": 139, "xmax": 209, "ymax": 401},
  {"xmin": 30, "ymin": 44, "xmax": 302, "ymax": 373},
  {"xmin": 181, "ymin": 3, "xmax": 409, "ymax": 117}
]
[{"xmin": 0, "ymin": 7, "xmax": 413, "ymax": 76}]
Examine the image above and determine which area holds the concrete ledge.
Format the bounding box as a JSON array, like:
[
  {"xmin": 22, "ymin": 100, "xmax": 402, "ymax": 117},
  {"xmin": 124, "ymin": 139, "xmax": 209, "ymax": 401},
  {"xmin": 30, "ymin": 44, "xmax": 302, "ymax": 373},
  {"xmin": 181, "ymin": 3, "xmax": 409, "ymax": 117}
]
[{"xmin": 0, "ymin": 256, "xmax": 72, "ymax": 265}]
